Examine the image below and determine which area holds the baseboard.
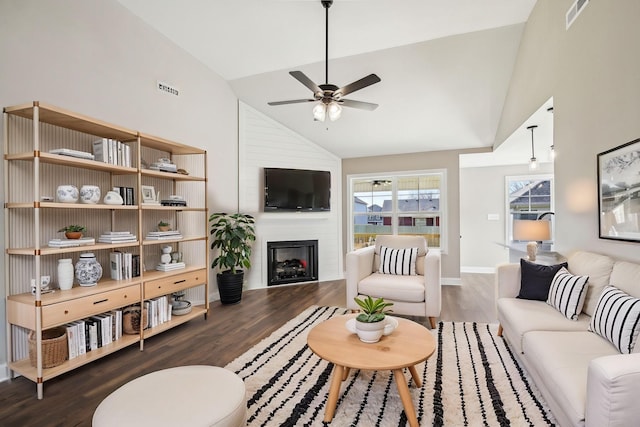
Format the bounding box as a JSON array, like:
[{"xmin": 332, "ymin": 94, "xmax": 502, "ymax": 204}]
[
  {"xmin": 0, "ymin": 363, "xmax": 9, "ymax": 383},
  {"xmin": 460, "ymin": 266, "xmax": 496, "ymax": 274},
  {"xmin": 441, "ymin": 277, "xmax": 462, "ymax": 286}
]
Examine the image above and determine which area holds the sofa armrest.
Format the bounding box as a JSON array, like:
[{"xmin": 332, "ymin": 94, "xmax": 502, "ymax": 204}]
[
  {"xmin": 346, "ymin": 246, "xmax": 375, "ymax": 310},
  {"xmin": 495, "ymin": 263, "xmax": 521, "ymax": 299},
  {"xmin": 586, "ymin": 353, "xmax": 640, "ymax": 427},
  {"xmin": 424, "ymin": 249, "xmax": 441, "ymax": 316}
]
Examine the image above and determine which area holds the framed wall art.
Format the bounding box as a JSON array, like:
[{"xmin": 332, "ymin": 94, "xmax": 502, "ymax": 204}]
[{"xmin": 597, "ymin": 138, "xmax": 640, "ymax": 242}]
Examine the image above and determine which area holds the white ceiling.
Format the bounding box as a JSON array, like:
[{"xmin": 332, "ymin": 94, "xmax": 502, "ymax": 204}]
[{"xmin": 117, "ymin": 0, "xmax": 540, "ymax": 159}]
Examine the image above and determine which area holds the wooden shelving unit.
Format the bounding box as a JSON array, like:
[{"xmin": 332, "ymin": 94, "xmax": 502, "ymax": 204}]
[{"xmin": 3, "ymin": 101, "xmax": 209, "ymax": 399}]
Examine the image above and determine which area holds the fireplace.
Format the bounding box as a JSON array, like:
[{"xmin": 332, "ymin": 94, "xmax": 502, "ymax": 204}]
[{"xmin": 267, "ymin": 240, "xmax": 318, "ymax": 286}]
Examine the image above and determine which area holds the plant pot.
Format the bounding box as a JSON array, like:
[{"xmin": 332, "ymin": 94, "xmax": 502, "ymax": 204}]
[
  {"xmin": 65, "ymin": 231, "xmax": 83, "ymax": 239},
  {"xmin": 217, "ymin": 270, "xmax": 244, "ymax": 304},
  {"xmin": 158, "ymin": 225, "xmax": 170, "ymax": 232},
  {"xmin": 355, "ymin": 319, "xmax": 386, "ymax": 343}
]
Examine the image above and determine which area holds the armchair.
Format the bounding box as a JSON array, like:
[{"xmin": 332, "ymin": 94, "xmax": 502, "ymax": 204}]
[{"xmin": 346, "ymin": 235, "xmax": 441, "ymax": 328}]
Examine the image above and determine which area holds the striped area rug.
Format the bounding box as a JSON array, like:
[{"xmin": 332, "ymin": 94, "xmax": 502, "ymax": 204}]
[{"xmin": 225, "ymin": 305, "xmax": 556, "ymax": 426}]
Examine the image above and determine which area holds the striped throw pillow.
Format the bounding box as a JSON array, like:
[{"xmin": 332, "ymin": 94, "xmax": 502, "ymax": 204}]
[
  {"xmin": 589, "ymin": 286, "xmax": 640, "ymax": 354},
  {"xmin": 378, "ymin": 246, "xmax": 418, "ymax": 275},
  {"xmin": 546, "ymin": 267, "xmax": 589, "ymax": 320}
]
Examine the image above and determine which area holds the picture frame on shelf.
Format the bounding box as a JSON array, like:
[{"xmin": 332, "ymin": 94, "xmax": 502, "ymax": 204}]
[
  {"xmin": 597, "ymin": 137, "xmax": 640, "ymax": 242},
  {"xmin": 141, "ymin": 185, "xmax": 158, "ymax": 204}
]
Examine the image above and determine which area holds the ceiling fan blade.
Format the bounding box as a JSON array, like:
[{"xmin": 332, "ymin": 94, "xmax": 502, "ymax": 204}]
[
  {"xmin": 289, "ymin": 71, "xmax": 323, "ymax": 95},
  {"xmin": 335, "ymin": 74, "xmax": 381, "ymax": 98},
  {"xmin": 340, "ymin": 99, "xmax": 379, "ymax": 111},
  {"xmin": 268, "ymin": 99, "xmax": 316, "ymax": 106}
]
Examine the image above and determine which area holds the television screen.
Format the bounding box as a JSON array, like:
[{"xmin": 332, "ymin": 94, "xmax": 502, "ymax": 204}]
[{"xmin": 264, "ymin": 168, "xmax": 331, "ymax": 212}]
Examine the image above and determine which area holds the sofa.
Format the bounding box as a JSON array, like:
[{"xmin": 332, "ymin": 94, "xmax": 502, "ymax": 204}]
[
  {"xmin": 496, "ymin": 250, "xmax": 640, "ymax": 427},
  {"xmin": 346, "ymin": 235, "xmax": 441, "ymax": 329}
]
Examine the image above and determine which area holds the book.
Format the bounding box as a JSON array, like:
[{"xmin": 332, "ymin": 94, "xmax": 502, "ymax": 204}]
[
  {"xmin": 110, "ymin": 252, "xmax": 122, "ymax": 280},
  {"xmin": 66, "ymin": 323, "xmax": 77, "ymax": 360},
  {"xmin": 92, "ymin": 138, "xmax": 108, "ymax": 163}
]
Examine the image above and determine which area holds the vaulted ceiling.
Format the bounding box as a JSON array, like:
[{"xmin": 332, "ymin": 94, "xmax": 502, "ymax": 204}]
[{"xmin": 117, "ymin": 0, "xmax": 538, "ymax": 159}]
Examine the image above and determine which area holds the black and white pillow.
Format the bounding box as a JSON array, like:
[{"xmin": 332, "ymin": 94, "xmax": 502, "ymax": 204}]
[
  {"xmin": 378, "ymin": 246, "xmax": 418, "ymax": 275},
  {"xmin": 546, "ymin": 267, "xmax": 589, "ymax": 320},
  {"xmin": 589, "ymin": 286, "xmax": 640, "ymax": 354}
]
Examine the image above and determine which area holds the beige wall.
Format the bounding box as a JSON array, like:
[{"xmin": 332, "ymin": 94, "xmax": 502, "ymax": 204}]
[
  {"xmin": 0, "ymin": 0, "xmax": 239, "ymax": 371},
  {"xmin": 496, "ymin": 0, "xmax": 640, "ymax": 262},
  {"xmin": 342, "ymin": 148, "xmax": 487, "ymax": 279}
]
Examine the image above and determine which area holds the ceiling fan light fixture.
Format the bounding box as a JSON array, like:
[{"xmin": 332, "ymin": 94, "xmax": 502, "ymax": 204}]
[
  {"xmin": 328, "ymin": 102, "xmax": 342, "ymax": 121},
  {"xmin": 313, "ymin": 103, "xmax": 326, "ymax": 122}
]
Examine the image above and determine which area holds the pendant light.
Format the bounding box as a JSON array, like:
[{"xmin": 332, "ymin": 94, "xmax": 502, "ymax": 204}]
[{"xmin": 527, "ymin": 125, "xmax": 538, "ymax": 170}]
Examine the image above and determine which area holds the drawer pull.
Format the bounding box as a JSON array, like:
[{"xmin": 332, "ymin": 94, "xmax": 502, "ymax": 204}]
[
  {"xmin": 93, "ymin": 298, "xmax": 109, "ymax": 305},
  {"xmin": 65, "ymin": 310, "xmax": 69, "ymax": 315},
  {"xmin": 173, "ymin": 279, "xmax": 186, "ymax": 285}
]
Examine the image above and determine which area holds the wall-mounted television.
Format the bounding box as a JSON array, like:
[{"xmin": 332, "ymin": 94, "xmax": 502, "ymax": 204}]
[{"xmin": 264, "ymin": 168, "xmax": 331, "ymax": 212}]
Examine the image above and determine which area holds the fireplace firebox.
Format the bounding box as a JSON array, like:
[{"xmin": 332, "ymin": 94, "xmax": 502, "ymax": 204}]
[{"xmin": 267, "ymin": 240, "xmax": 318, "ymax": 286}]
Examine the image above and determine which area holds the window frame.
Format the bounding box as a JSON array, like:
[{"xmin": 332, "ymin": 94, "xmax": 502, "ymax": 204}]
[
  {"xmin": 347, "ymin": 169, "xmax": 447, "ymax": 253},
  {"xmin": 504, "ymin": 173, "xmax": 555, "ymax": 244}
]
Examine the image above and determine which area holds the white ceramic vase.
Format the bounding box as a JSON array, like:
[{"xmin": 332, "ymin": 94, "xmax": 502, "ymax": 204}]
[
  {"xmin": 56, "ymin": 185, "xmax": 79, "ymax": 203},
  {"xmin": 57, "ymin": 258, "xmax": 74, "ymax": 290},
  {"xmin": 75, "ymin": 253, "xmax": 102, "ymax": 287},
  {"xmin": 79, "ymin": 185, "xmax": 101, "ymax": 204},
  {"xmin": 103, "ymin": 190, "xmax": 124, "ymax": 205}
]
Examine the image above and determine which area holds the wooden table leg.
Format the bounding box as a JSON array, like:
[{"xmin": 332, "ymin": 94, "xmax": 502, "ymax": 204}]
[
  {"xmin": 324, "ymin": 364, "xmax": 345, "ymax": 422},
  {"xmin": 393, "ymin": 368, "xmax": 419, "ymax": 427},
  {"xmin": 408, "ymin": 365, "xmax": 422, "ymax": 388},
  {"xmin": 342, "ymin": 367, "xmax": 351, "ymax": 381}
]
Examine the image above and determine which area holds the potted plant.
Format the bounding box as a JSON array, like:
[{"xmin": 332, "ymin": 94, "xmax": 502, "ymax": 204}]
[
  {"xmin": 353, "ymin": 296, "xmax": 394, "ymax": 343},
  {"xmin": 58, "ymin": 225, "xmax": 86, "ymax": 240},
  {"xmin": 157, "ymin": 220, "xmax": 170, "ymax": 232},
  {"xmin": 209, "ymin": 212, "xmax": 256, "ymax": 304}
]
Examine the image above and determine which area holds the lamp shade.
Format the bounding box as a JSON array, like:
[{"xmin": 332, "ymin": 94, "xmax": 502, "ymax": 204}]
[{"xmin": 513, "ymin": 219, "xmax": 551, "ymax": 241}]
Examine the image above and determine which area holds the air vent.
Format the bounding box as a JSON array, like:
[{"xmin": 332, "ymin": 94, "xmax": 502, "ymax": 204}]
[{"xmin": 566, "ymin": 0, "xmax": 589, "ymax": 29}]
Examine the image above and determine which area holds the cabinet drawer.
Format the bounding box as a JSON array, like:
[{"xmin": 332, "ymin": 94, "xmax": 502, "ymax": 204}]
[
  {"xmin": 144, "ymin": 269, "xmax": 207, "ymax": 299},
  {"xmin": 42, "ymin": 285, "xmax": 139, "ymax": 328}
]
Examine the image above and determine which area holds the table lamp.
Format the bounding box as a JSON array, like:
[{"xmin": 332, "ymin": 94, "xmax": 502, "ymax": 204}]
[{"xmin": 513, "ymin": 220, "xmax": 551, "ymax": 262}]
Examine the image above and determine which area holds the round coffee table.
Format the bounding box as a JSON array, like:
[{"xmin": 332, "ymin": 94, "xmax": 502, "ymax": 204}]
[{"xmin": 307, "ymin": 315, "xmax": 435, "ymax": 427}]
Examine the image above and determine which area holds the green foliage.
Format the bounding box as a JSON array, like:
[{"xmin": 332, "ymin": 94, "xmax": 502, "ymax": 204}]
[
  {"xmin": 58, "ymin": 225, "xmax": 86, "ymax": 233},
  {"xmin": 354, "ymin": 295, "xmax": 393, "ymax": 323},
  {"xmin": 158, "ymin": 220, "xmax": 169, "ymax": 227},
  {"xmin": 209, "ymin": 212, "xmax": 256, "ymax": 274}
]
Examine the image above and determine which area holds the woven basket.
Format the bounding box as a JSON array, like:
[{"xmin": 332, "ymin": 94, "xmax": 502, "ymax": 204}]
[
  {"xmin": 123, "ymin": 305, "xmax": 148, "ymax": 334},
  {"xmin": 28, "ymin": 327, "xmax": 68, "ymax": 368}
]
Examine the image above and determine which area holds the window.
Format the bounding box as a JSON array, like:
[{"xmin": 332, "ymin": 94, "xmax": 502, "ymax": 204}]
[
  {"xmin": 506, "ymin": 174, "xmax": 554, "ymax": 244},
  {"xmin": 349, "ymin": 171, "xmax": 446, "ymax": 251}
]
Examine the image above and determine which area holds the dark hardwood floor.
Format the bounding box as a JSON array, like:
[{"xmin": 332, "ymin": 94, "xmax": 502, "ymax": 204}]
[{"xmin": 0, "ymin": 274, "xmax": 495, "ymax": 426}]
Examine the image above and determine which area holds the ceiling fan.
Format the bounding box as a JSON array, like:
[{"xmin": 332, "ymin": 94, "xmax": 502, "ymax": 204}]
[{"xmin": 267, "ymin": 0, "xmax": 381, "ymax": 122}]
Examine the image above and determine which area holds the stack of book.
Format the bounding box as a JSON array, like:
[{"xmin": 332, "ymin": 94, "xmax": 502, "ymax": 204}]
[
  {"xmin": 99, "ymin": 231, "xmax": 137, "ymax": 244},
  {"xmin": 156, "ymin": 261, "xmax": 186, "ymax": 272},
  {"xmin": 145, "ymin": 296, "xmax": 172, "ymax": 327},
  {"xmin": 48, "ymin": 237, "xmax": 95, "ymax": 248},
  {"xmin": 145, "ymin": 230, "xmax": 183, "ymax": 240},
  {"xmin": 92, "ymin": 138, "xmax": 132, "ymax": 167},
  {"xmin": 110, "ymin": 251, "xmax": 140, "ymax": 280},
  {"xmin": 65, "ymin": 309, "xmax": 123, "ymax": 360}
]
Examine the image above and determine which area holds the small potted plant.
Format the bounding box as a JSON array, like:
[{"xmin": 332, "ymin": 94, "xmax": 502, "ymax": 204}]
[
  {"xmin": 58, "ymin": 225, "xmax": 86, "ymax": 240},
  {"xmin": 209, "ymin": 212, "xmax": 256, "ymax": 304},
  {"xmin": 157, "ymin": 220, "xmax": 170, "ymax": 232},
  {"xmin": 353, "ymin": 295, "xmax": 394, "ymax": 343}
]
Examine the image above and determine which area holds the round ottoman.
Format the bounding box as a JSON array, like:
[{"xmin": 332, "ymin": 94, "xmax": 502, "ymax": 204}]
[{"xmin": 93, "ymin": 365, "xmax": 246, "ymax": 427}]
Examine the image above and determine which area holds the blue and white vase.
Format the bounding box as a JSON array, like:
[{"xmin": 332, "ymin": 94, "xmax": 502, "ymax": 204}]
[
  {"xmin": 56, "ymin": 185, "xmax": 79, "ymax": 203},
  {"xmin": 79, "ymin": 185, "xmax": 101, "ymax": 204},
  {"xmin": 75, "ymin": 253, "xmax": 102, "ymax": 287}
]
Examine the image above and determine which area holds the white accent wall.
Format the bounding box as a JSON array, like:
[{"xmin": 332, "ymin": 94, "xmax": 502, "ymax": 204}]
[{"xmin": 238, "ymin": 103, "xmax": 343, "ymax": 289}]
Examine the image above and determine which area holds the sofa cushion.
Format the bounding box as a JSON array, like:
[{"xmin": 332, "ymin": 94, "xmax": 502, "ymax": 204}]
[
  {"xmin": 497, "ymin": 297, "xmax": 591, "ymax": 353},
  {"xmin": 522, "ymin": 331, "xmax": 619, "ymax": 427},
  {"xmin": 546, "ymin": 267, "xmax": 589, "ymax": 320},
  {"xmin": 517, "ymin": 259, "xmax": 568, "ymax": 301},
  {"xmin": 567, "ymin": 251, "xmax": 615, "ymax": 316},
  {"xmin": 358, "ymin": 272, "xmax": 425, "ymax": 303},
  {"xmin": 609, "ymin": 261, "xmax": 640, "ymax": 299},
  {"xmin": 374, "ymin": 235, "xmax": 428, "ymax": 275},
  {"xmin": 589, "ymin": 286, "xmax": 640, "ymax": 354},
  {"xmin": 378, "ymin": 246, "xmax": 417, "ymax": 275}
]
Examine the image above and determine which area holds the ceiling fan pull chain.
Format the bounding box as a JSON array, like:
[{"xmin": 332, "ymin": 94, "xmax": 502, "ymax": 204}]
[{"xmin": 325, "ymin": 1, "xmax": 329, "ymax": 85}]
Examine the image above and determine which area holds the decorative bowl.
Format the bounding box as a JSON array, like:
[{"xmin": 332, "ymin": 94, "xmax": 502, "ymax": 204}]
[
  {"xmin": 79, "ymin": 185, "xmax": 101, "ymax": 204},
  {"xmin": 103, "ymin": 191, "xmax": 124, "ymax": 205},
  {"xmin": 56, "ymin": 185, "xmax": 79, "ymax": 203}
]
